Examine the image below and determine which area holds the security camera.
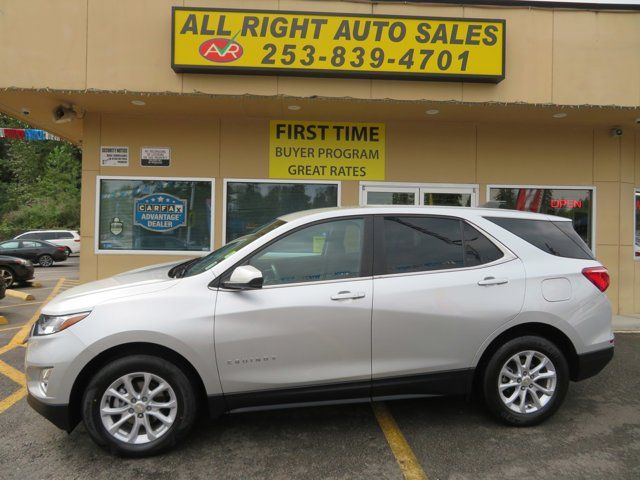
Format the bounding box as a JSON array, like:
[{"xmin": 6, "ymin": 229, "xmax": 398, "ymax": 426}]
[
  {"xmin": 52, "ymin": 104, "xmax": 76, "ymax": 124},
  {"xmin": 610, "ymin": 127, "xmax": 623, "ymax": 137},
  {"xmin": 21, "ymin": 107, "xmax": 30, "ymax": 116}
]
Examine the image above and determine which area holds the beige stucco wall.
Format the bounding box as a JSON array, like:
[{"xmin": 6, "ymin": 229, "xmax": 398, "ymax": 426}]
[
  {"xmin": 79, "ymin": 112, "xmax": 640, "ymax": 315},
  {"xmin": 1, "ymin": 0, "xmax": 640, "ymax": 107}
]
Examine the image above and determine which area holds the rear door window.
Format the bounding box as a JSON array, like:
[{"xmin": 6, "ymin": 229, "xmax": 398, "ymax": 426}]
[
  {"xmin": 380, "ymin": 216, "xmax": 464, "ymax": 274},
  {"xmin": 57, "ymin": 232, "xmax": 74, "ymax": 239},
  {"xmin": 485, "ymin": 217, "xmax": 594, "ymax": 260},
  {"xmin": 463, "ymin": 223, "xmax": 504, "ymax": 266}
]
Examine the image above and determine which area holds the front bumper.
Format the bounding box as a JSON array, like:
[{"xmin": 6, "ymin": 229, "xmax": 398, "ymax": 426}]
[
  {"xmin": 27, "ymin": 393, "xmax": 72, "ymax": 431},
  {"xmin": 573, "ymin": 346, "xmax": 614, "ymax": 381}
]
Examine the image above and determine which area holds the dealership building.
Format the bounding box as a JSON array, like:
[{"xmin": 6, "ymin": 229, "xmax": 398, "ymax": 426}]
[{"xmin": 0, "ymin": 0, "xmax": 639, "ymax": 314}]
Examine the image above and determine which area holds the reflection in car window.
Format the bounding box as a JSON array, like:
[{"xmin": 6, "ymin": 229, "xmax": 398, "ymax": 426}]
[
  {"xmin": 21, "ymin": 241, "xmax": 40, "ymax": 248},
  {"xmin": 383, "ymin": 216, "xmax": 464, "ymax": 274},
  {"xmin": 486, "ymin": 217, "xmax": 594, "ymax": 260},
  {"xmin": 181, "ymin": 220, "xmax": 286, "ymax": 278},
  {"xmin": 463, "ymin": 223, "xmax": 504, "ymax": 267},
  {"xmin": 248, "ymin": 218, "xmax": 365, "ymax": 286}
]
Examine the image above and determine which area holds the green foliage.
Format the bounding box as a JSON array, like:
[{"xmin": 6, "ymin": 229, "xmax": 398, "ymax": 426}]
[{"xmin": 0, "ymin": 113, "xmax": 81, "ymax": 239}]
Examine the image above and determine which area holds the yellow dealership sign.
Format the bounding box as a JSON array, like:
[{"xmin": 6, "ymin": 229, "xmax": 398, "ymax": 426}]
[
  {"xmin": 172, "ymin": 8, "xmax": 505, "ymax": 82},
  {"xmin": 269, "ymin": 121, "xmax": 385, "ymax": 180}
]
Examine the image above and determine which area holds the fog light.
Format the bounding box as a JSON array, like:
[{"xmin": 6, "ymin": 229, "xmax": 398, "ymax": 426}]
[{"xmin": 40, "ymin": 368, "xmax": 52, "ymax": 394}]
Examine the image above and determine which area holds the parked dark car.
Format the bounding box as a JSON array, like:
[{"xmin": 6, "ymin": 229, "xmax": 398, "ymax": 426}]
[
  {"xmin": 0, "ymin": 240, "xmax": 67, "ymax": 267},
  {"xmin": 0, "ymin": 255, "xmax": 35, "ymax": 287},
  {"xmin": 0, "ymin": 274, "xmax": 5, "ymax": 299}
]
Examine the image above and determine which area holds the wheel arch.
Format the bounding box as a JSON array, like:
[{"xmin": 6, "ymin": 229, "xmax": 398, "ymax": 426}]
[
  {"xmin": 67, "ymin": 342, "xmax": 210, "ymax": 431},
  {"xmin": 473, "ymin": 322, "xmax": 580, "ymax": 393}
]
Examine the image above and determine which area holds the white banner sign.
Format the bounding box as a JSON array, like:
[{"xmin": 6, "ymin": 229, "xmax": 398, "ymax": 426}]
[{"xmin": 100, "ymin": 146, "xmax": 129, "ymax": 167}]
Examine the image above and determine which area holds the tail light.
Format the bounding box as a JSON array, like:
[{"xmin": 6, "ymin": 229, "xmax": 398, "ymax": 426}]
[
  {"xmin": 582, "ymin": 267, "xmax": 610, "ymax": 292},
  {"xmin": 74, "ymin": 239, "xmax": 80, "ymax": 242},
  {"xmin": 56, "ymin": 246, "xmax": 65, "ymax": 251}
]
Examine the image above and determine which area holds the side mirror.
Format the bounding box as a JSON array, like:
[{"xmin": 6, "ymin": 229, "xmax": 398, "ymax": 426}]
[{"xmin": 222, "ymin": 265, "xmax": 263, "ymax": 290}]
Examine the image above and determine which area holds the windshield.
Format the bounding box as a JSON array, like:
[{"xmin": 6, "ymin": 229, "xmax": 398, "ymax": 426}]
[{"xmin": 173, "ymin": 219, "xmax": 286, "ymax": 278}]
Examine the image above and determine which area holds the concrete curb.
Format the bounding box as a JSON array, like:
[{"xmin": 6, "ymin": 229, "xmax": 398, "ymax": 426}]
[
  {"xmin": 4, "ymin": 290, "xmax": 35, "ymax": 301},
  {"xmin": 0, "ymin": 316, "xmax": 7, "ymax": 325}
]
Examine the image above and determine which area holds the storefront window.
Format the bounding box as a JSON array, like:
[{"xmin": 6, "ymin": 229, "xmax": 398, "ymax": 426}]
[
  {"xmin": 225, "ymin": 181, "xmax": 339, "ymax": 242},
  {"xmin": 488, "ymin": 187, "xmax": 594, "ymax": 249},
  {"xmin": 97, "ymin": 177, "xmax": 213, "ymax": 253},
  {"xmin": 635, "ymin": 191, "xmax": 640, "ymax": 260},
  {"xmin": 423, "ymin": 192, "xmax": 472, "ymax": 207}
]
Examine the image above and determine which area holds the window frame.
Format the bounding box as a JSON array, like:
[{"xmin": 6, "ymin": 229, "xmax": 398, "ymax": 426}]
[
  {"xmin": 95, "ymin": 175, "xmax": 215, "ymax": 256},
  {"xmin": 486, "ymin": 184, "xmax": 597, "ymax": 254},
  {"xmin": 213, "ymin": 215, "xmax": 373, "ymax": 290},
  {"xmin": 222, "ymin": 178, "xmax": 342, "ymax": 245},
  {"xmin": 359, "ymin": 181, "xmax": 479, "ymax": 207},
  {"xmin": 372, "ymin": 214, "xmax": 514, "ymax": 278},
  {"xmin": 635, "ymin": 189, "xmax": 640, "ymax": 261}
]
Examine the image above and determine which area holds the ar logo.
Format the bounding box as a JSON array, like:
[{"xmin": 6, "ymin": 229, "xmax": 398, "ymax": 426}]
[{"xmin": 199, "ymin": 32, "xmax": 243, "ymax": 63}]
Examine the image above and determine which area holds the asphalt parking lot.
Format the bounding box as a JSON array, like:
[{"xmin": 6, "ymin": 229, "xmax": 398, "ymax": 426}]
[{"xmin": 0, "ymin": 257, "xmax": 638, "ymax": 479}]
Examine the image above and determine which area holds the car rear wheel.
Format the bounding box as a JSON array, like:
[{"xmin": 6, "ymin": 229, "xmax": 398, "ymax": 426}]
[
  {"xmin": 0, "ymin": 267, "xmax": 14, "ymax": 287},
  {"xmin": 38, "ymin": 254, "xmax": 54, "ymax": 267},
  {"xmin": 82, "ymin": 355, "xmax": 197, "ymax": 457},
  {"xmin": 482, "ymin": 335, "xmax": 569, "ymax": 426},
  {"xmin": 64, "ymin": 247, "xmax": 72, "ymax": 256}
]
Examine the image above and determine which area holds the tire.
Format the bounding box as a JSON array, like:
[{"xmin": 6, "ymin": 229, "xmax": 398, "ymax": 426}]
[
  {"xmin": 0, "ymin": 267, "xmax": 15, "ymax": 288},
  {"xmin": 64, "ymin": 247, "xmax": 72, "ymax": 257},
  {"xmin": 482, "ymin": 335, "xmax": 569, "ymax": 427},
  {"xmin": 37, "ymin": 254, "xmax": 54, "ymax": 267},
  {"xmin": 82, "ymin": 355, "xmax": 198, "ymax": 457}
]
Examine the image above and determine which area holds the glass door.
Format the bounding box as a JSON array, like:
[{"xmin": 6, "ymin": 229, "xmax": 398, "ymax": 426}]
[
  {"xmin": 420, "ymin": 187, "xmax": 476, "ymax": 207},
  {"xmin": 362, "ymin": 184, "xmax": 477, "ymax": 207},
  {"xmin": 362, "ymin": 186, "xmax": 419, "ymax": 206}
]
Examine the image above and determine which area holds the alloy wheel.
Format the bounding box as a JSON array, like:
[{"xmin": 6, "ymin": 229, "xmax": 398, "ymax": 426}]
[
  {"xmin": 0, "ymin": 268, "xmax": 14, "ymax": 287},
  {"xmin": 498, "ymin": 350, "xmax": 557, "ymax": 414},
  {"xmin": 100, "ymin": 372, "xmax": 178, "ymax": 445},
  {"xmin": 38, "ymin": 255, "xmax": 53, "ymax": 267}
]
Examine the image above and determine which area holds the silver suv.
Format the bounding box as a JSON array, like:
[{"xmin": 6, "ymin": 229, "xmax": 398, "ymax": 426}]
[{"xmin": 26, "ymin": 207, "xmax": 614, "ymax": 456}]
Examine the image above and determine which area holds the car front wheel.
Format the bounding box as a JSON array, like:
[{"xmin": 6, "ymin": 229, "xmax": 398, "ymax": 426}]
[
  {"xmin": 37, "ymin": 254, "xmax": 54, "ymax": 267},
  {"xmin": 82, "ymin": 355, "xmax": 198, "ymax": 457},
  {"xmin": 482, "ymin": 335, "xmax": 569, "ymax": 426},
  {"xmin": 0, "ymin": 267, "xmax": 15, "ymax": 287}
]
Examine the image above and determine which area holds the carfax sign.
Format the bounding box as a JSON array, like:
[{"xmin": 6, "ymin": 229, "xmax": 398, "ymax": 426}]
[
  {"xmin": 172, "ymin": 8, "xmax": 505, "ymax": 82},
  {"xmin": 134, "ymin": 193, "xmax": 187, "ymax": 232},
  {"xmin": 269, "ymin": 121, "xmax": 385, "ymax": 180}
]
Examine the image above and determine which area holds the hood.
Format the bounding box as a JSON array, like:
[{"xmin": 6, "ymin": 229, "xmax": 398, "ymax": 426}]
[{"xmin": 43, "ymin": 260, "xmax": 184, "ymax": 315}]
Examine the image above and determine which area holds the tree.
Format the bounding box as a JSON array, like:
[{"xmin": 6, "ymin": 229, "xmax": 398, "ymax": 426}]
[{"xmin": 0, "ymin": 113, "xmax": 81, "ymax": 238}]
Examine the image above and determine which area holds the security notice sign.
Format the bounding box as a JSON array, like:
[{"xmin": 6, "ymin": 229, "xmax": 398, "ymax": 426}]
[
  {"xmin": 269, "ymin": 121, "xmax": 385, "ymax": 180},
  {"xmin": 172, "ymin": 8, "xmax": 505, "ymax": 82},
  {"xmin": 100, "ymin": 146, "xmax": 129, "ymax": 167}
]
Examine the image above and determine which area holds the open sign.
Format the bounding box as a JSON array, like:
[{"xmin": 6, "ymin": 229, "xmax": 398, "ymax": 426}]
[{"xmin": 550, "ymin": 199, "xmax": 583, "ymax": 209}]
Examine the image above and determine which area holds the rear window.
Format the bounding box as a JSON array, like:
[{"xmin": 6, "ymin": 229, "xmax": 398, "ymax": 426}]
[
  {"xmin": 485, "ymin": 217, "xmax": 594, "ymax": 260},
  {"xmin": 56, "ymin": 232, "xmax": 74, "ymax": 239}
]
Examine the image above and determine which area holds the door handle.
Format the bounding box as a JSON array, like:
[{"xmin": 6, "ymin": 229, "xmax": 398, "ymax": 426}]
[
  {"xmin": 478, "ymin": 277, "xmax": 509, "ymax": 286},
  {"xmin": 331, "ymin": 291, "xmax": 366, "ymax": 300}
]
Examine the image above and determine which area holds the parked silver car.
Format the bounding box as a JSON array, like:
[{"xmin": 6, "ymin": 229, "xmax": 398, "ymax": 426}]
[{"xmin": 26, "ymin": 207, "xmax": 614, "ymax": 456}]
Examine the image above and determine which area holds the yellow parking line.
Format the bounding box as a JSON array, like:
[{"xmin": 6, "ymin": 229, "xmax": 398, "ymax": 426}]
[
  {"xmin": 0, "ymin": 387, "xmax": 26, "ymax": 414},
  {"xmin": 372, "ymin": 402, "xmax": 429, "ymax": 480},
  {"xmin": 0, "ymin": 358, "xmax": 26, "ymax": 387},
  {"xmin": 0, "ymin": 301, "xmax": 44, "ymax": 310},
  {"xmin": 0, "ymin": 277, "xmax": 65, "ymax": 355},
  {"xmin": 0, "ymin": 325, "xmax": 22, "ymax": 332}
]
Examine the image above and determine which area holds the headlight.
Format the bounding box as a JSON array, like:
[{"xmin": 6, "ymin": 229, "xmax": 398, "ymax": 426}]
[{"xmin": 33, "ymin": 312, "xmax": 91, "ymax": 336}]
